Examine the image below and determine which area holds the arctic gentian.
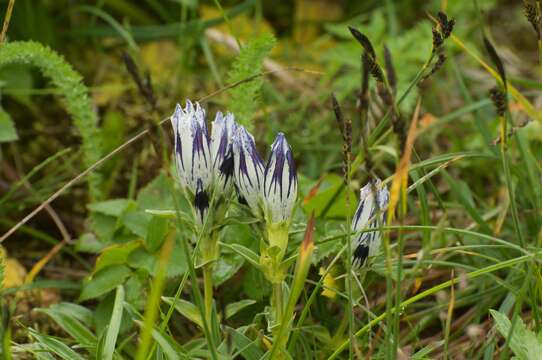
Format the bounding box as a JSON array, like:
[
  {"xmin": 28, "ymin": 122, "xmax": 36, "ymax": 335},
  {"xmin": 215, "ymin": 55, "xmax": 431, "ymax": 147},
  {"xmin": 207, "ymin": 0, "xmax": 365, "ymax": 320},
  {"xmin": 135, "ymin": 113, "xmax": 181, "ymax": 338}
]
[{"xmin": 351, "ymin": 178, "xmax": 389, "ymax": 268}]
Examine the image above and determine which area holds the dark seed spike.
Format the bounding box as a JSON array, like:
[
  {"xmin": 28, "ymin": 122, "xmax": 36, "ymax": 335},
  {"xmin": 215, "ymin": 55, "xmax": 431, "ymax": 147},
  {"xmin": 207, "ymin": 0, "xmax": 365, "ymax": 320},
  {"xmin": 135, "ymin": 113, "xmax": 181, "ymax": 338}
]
[
  {"xmin": 122, "ymin": 52, "xmax": 157, "ymax": 111},
  {"xmin": 383, "ymin": 45, "xmax": 397, "ymax": 95},
  {"xmin": 437, "ymin": 11, "xmax": 448, "ymax": 27},
  {"xmin": 348, "ymin": 26, "xmax": 376, "ymax": 59},
  {"xmin": 358, "ymin": 54, "xmax": 371, "ymax": 114},
  {"xmin": 490, "ymin": 87, "xmax": 507, "ymax": 117},
  {"xmin": 362, "ymin": 52, "xmax": 385, "ymax": 83},
  {"xmin": 483, "ymin": 36, "xmax": 507, "ymax": 91},
  {"xmin": 523, "ymin": 1, "xmax": 541, "ymax": 38},
  {"xmin": 331, "ymin": 93, "xmax": 346, "ymax": 141},
  {"xmin": 432, "ymin": 26, "xmax": 444, "ymax": 53}
]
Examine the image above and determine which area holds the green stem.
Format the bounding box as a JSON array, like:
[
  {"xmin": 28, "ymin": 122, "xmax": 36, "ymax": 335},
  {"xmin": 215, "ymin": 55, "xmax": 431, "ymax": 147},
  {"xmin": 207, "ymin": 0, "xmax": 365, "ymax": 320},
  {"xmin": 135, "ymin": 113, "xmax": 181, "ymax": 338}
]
[
  {"xmin": 201, "ymin": 231, "xmax": 219, "ymax": 325},
  {"xmin": 203, "ymin": 263, "xmax": 214, "ymax": 324},
  {"xmin": 273, "ymin": 282, "xmax": 284, "ymax": 329},
  {"xmin": 331, "ymin": 310, "xmax": 350, "ymax": 345}
]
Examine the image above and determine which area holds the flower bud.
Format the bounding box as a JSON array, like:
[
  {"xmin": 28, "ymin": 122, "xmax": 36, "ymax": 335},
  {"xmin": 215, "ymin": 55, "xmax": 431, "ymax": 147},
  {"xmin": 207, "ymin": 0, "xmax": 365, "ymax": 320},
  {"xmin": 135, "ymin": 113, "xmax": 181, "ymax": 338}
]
[
  {"xmin": 232, "ymin": 126, "xmax": 265, "ymax": 215},
  {"xmin": 263, "ymin": 133, "xmax": 297, "ymax": 223},
  {"xmin": 171, "ymin": 100, "xmax": 212, "ymax": 223},
  {"xmin": 210, "ymin": 111, "xmax": 236, "ymax": 193},
  {"xmin": 351, "ymin": 178, "xmax": 389, "ymax": 268}
]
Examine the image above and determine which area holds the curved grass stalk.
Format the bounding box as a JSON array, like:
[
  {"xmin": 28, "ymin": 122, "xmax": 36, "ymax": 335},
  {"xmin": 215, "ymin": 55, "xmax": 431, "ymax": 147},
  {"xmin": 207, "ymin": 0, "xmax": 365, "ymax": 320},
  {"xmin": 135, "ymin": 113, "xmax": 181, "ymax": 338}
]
[
  {"xmin": 327, "ymin": 252, "xmax": 541, "ymax": 359},
  {"xmin": 0, "ymin": 41, "xmax": 103, "ymax": 200}
]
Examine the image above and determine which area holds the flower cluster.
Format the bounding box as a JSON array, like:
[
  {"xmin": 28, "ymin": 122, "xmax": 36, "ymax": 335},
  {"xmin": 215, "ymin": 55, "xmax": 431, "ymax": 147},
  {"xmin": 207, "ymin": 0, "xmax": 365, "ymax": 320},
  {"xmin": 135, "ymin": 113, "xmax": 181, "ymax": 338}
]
[
  {"xmin": 170, "ymin": 100, "xmax": 297, "ymax": 227},
  {"xmin": 171, "ymin": 100, "xmax": 236, "ymax": 225},
  {"xmin": 351, "ymin": 178, "xmax": 389, "ymax": 268}
]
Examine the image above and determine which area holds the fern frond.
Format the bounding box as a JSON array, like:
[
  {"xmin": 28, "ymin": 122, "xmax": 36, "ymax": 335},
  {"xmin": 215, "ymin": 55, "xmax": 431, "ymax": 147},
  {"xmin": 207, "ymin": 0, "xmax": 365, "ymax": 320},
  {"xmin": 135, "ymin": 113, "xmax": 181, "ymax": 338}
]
[
  {"xmin": 0, "ymin": 41, "xmax": 103, "ymax": 200},
  {"xmin": 226, "ymin": 33, "xmax": 276, "ymax": 131}
]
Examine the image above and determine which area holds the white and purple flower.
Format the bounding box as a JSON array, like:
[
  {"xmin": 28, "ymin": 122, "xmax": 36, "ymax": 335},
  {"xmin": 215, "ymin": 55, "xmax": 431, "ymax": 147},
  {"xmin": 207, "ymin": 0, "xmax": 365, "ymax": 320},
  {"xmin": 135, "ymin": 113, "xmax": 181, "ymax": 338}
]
[
  {"xmin": 171, "ymin": 100, "xmax": 212, "ymax": 223},
  {"xmin": 232, "ymin": 126, "xmax": 265, "ymax": 216},
  {"xmin": 263, "ymin": 133, "xmax": 297, "ymax": 223},
  {"xmin": 351, "ymin": 178, "xmax": 389, "ymax": 268},
  {"xmin": 210, "ymin": 111, "xmax": 236, "ymax": 192},
  {"xmin": 171, "ymin": 100, "xmax": 238, "ymax": 224}
]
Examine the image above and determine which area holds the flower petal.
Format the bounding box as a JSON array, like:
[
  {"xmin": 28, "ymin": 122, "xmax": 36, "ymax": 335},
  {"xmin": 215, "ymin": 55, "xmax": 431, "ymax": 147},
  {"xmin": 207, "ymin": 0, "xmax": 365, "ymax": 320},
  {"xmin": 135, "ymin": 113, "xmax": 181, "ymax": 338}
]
[
  {"xmin": 232, "ymin": 126, "xmax": 265, "ymax": 215},
  {"xmin": 351, "ymin": 178, "xmax": 389, "ymax": 268},
  {"xmin": 263, "ymin": 133, "xmax": 297, "ymax": 223}
]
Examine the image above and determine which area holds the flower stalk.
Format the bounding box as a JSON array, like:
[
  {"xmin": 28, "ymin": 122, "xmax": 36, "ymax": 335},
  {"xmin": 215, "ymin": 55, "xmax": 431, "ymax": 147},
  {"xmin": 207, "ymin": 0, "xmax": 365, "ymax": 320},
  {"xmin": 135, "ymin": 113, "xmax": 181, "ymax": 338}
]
[
  {"xmin": 170, "ymin": 100, "xmax": 237, "ymax": 330},
  {"xmin": 269, "ymin": 215, "xmax": 315, "ymax": 358}
]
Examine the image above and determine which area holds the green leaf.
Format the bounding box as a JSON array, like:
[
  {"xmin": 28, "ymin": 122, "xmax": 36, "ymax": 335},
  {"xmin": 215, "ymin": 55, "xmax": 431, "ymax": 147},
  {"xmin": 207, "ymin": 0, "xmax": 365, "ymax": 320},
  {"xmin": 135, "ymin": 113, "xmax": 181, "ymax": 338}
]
[
  {"xmin": 128, "ymin": 241, "xmax": 187, "ymax": 278},
  {"xmin": 225, "ymin": 300, "xmax": 256, "ymax": 320},
  {"xmin": 0, "ymin": 108, "xmax": 18, "ymax": 143},
  {"xmin": 125, "ymin": 272, "xmax": 147, "ymax": 310},
  {"xmin": 75, "ymin": 233, "xmax": 106, "ymax": 253},
  {"xmin": 146, "ymin": 216, "xmax": 170, "ymax": 251},
  {"xmin": 302, "ymin": 174, "xmax": 356, "ymax": 219},
  {"xmin": 162, "ymin": 297, "xmax": 203, "ymax": 328},
  {"xmin": 411, "ymin": 341, "xmax": 444, "ymax": 359},
  {"xmin": 213, "ymin": 252, "xmax": 244, "ymax": 286},
  {"xmin": 89, "ymin": 213, "xmax": 118, "ymax": 244},
  {"xmin": 29, "ymin": 329, "xmax": 86, "ymax": 360},
  {"xmin": 141, "ymin": 323, "xmax": 187, "ymax": 360},
  {"xmin": 226, "ymin": 32, "xmax": 276, "ymax": 130},
  {"xmin": 221, "ymin": 243, "xmax": 261, "ymax": 270},
  {"xmin": 122, "ymin": 210, "xmax": 151, "ymax": 238},
  {"xmin": 137, "ymin": 173, "xmax": 176, "ymax": 211},
  {"xmin": 47, "ymin": 302, "xmax": 94, "ymax": 327},
  {"xmin": 228, "ymin": 326, "xmax": 264, "ymax": 360},
  {"xmin": 490, "ymin": 309, "xmax": 542, "ymax": 360},
  {"xmin": 79, "ymin": 265, "xmax": 131, "ymax": 302},
  {"xmin": 443, "ymin": 171, "xmax": 491, "ymax": 234},
  {"xmin": 243, "ymin": 266, "xmax": 271, "ymax": 301},
  {"xmin": 34, "ymin": 308, "xmax": 96, "ymax": 348},
  {"xmin": 94, "ymin": 241, "xmax": 141, "ymax": 273},
  {"xmin": 102, "ymin": 285, "xmax": 124, "ymax": 360}
]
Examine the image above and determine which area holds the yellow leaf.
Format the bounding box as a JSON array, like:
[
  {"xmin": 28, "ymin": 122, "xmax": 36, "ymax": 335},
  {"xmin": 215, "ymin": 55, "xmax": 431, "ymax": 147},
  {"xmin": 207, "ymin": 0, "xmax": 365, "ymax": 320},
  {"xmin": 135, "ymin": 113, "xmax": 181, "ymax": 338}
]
[
  {"xmin": 319, "ymin": 267, "xmax": 337, "ymax": 299},
  {"xmin": 4, "ymin": 258, "xmax": 26, "ymax": 288}
]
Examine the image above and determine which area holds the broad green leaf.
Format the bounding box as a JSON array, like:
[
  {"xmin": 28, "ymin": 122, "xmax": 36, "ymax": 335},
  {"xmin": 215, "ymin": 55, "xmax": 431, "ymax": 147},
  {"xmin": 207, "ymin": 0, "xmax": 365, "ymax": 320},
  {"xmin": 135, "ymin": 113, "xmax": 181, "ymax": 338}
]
[
  {"xmin": 225, "ymin": 300, "xmax": 256, "ymax": 320},
  {"xmin": 0, "ymin": 108, "xmax": 18, "ymax": 143},
  {"xmin": 29, "ymin": 329, "xmax": 86, "ymax": 360},
  {"xmin": 46, "ymin": 302, "xmax": 94, "ymax": 327},
  {"xmin": 94, "ymin": 241, "xmax": 141, "ymax": 273},
  {"xmin": 128, "ymin": 241, "xmax": 187, "ymax": 278},
  {"xmin": 213, "ymin": 252, "xmax": 244, "ymax": 286},
  {"xmin": 102, "ymin": 285, "xmax": 124, "ymax": 360},
  {"xmin": 122, "ymin": 210, "xmax": 150, "ymax": 238},
  {"xmin": 90, "ymin": 213, "xmax": 118, "ymax": 244},
  {"xmin": 146, "ymin": 216, "xmax": 169, "ymax": 251},
  {"xmin": 302, "ymin": 174, "xmax": 356, "ymax": 219},
  {"xmin": 79, "ymin": 265, "xmax": 131, "ymax": 301},
  {"xmin": 125, "ymin": 273, "xmax": 146, "ymax": 310},
  {"xmin": 162, "ymin": 297, "xmax": 203, "ymax": 328},
  {"xmin": 242, "ymin": 266, "xmax": 271, "ymax": 301},
  {"xmin": 75, "ymin": 233, "xmax": 106, "ymax": 253},
  {"xmin": 490, "ymin": 309, "xmax": 542, "ymax": 360},
  {"xmin": 137, "ymin": 173, "xmax": 176, "ymax": 211}
]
